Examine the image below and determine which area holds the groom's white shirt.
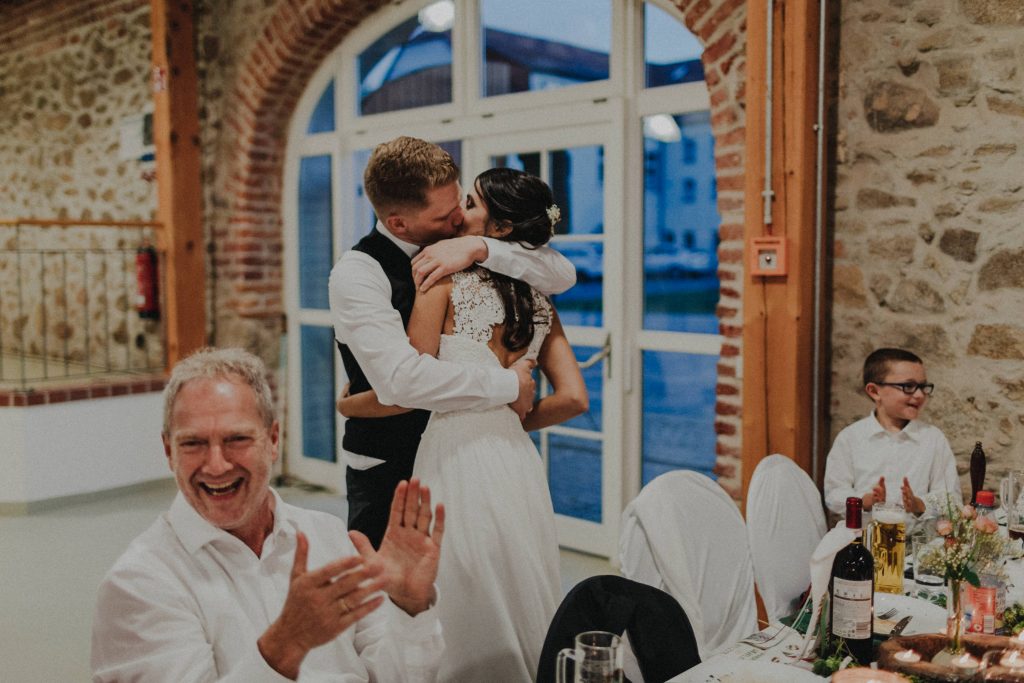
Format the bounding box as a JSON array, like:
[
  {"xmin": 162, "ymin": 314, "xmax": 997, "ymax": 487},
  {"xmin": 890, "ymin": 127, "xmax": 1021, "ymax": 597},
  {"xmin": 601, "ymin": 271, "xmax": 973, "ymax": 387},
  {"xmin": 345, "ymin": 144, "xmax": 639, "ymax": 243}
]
[{"xmin": 329, "ymin": 222, "xmax": 575, "ymax": 469}]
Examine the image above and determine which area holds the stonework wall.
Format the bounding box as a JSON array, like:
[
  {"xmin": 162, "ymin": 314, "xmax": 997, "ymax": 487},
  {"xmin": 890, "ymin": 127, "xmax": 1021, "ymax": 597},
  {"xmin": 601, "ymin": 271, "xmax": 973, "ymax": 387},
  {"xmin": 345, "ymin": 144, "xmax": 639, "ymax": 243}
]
[
  {"xmin": 831, "ymin": 0, "xmax": 1024, "ymax": 488},
  {"xmin": 0, "ymin": 0, "xmax": 155, "ymax": 221},
  {"xmin": 0, "ymin": 0, "xmax": 161, "ymax": 373}
]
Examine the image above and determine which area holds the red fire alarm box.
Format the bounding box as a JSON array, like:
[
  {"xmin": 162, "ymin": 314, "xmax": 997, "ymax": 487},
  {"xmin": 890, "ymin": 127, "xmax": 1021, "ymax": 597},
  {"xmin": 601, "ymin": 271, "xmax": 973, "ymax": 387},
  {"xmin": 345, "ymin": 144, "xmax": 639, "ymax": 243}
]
[{"xmin": 750, "ymin": 236, "xmax": 787, "ymax": 276}]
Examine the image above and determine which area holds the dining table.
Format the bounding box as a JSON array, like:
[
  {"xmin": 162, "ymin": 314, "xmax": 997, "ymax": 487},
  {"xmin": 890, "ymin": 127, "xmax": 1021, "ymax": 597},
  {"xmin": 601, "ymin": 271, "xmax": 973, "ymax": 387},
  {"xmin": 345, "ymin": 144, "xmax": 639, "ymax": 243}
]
[{"xmin": 669, "ymin": 530, "xmax": 1024, "ymax": 682}]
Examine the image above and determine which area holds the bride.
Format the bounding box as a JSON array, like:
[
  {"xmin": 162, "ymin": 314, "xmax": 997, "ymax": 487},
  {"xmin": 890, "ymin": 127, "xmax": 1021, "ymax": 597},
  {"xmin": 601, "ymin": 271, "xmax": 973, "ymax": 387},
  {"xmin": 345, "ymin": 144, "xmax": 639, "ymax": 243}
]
[{"xmin": 339, "ymin": 167, "xmax": 588, "ymax": 681}]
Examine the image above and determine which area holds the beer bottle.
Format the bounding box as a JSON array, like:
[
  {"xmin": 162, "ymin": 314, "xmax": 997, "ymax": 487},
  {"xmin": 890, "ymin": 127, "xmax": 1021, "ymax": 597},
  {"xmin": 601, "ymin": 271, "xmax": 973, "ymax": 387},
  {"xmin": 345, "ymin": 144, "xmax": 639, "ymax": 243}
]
[{"xmin": 829, "ymin": 497, "xmax": 874, "ymax": 664}]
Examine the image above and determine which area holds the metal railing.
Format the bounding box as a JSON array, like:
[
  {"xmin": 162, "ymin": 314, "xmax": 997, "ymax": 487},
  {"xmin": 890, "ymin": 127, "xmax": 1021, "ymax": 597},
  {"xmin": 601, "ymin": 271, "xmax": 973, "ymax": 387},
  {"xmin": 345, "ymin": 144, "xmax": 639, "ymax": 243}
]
[{"xmin": 0, "ymin": 219, "xmax": 166, "ymax": 390}]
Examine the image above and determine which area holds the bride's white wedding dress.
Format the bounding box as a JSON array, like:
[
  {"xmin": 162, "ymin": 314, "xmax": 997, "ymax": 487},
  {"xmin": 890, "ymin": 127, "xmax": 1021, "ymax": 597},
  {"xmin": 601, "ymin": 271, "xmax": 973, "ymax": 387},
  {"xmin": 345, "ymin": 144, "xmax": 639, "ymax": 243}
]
[{"xmin": 413, "ymin": 267, "xmax": 561, "ymax": 682}]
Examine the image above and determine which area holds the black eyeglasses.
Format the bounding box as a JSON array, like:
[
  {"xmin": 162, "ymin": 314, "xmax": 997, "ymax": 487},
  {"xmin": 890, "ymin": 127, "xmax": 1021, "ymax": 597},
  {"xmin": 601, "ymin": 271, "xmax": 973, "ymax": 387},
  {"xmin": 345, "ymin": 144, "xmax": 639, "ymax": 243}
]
[{"xmin": 876, "ymin": 382, "xmax": 935, "ymax": 396}]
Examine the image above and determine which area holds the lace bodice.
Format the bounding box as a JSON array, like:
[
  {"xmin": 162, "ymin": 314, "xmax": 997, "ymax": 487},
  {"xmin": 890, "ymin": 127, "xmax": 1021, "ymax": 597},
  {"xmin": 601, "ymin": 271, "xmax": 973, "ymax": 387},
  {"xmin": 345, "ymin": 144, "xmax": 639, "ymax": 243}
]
[{"xmin": 447, "ymin": 267, "xmax": 552, "ymax": 364}]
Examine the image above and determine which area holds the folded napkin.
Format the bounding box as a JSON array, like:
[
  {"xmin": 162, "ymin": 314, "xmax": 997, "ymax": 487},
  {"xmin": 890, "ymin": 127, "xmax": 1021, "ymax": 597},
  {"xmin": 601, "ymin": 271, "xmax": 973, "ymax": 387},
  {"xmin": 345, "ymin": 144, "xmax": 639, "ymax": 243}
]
[{"xmin": 800, "ymin": 521, "xmax": 860, "ymax": 656}]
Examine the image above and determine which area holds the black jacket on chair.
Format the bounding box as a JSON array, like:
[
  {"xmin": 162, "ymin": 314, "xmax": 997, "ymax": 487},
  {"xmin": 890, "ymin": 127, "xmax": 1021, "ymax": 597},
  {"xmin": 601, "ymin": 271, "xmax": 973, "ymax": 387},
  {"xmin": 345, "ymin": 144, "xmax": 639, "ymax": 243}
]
[{"xmin": 537, "ymin": 575, "xmax": 701, "ymax": 683}]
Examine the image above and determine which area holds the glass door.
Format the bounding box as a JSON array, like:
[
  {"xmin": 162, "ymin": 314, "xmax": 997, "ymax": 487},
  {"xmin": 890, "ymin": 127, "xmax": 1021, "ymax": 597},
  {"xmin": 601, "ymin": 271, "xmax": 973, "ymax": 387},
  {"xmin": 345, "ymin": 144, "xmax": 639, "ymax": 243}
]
[{"xmin": 469, "ymin": 120, "xmax": 624, "ymax": 555}]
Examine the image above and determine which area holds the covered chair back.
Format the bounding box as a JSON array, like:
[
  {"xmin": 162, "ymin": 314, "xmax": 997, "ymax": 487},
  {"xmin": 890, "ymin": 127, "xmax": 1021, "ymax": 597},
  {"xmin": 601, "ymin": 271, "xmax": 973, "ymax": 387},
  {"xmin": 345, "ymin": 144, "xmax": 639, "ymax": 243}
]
[
  {"xmin": 536, "ymin": 575, "xmax": 700, "ymax": 683},
  {"xmin": 618, "ymin": 470, "xmax": 757, "ymax": 658},
  {"xmin": 745, "ymin": 454, "xmax": 827, "ymax": 622}
]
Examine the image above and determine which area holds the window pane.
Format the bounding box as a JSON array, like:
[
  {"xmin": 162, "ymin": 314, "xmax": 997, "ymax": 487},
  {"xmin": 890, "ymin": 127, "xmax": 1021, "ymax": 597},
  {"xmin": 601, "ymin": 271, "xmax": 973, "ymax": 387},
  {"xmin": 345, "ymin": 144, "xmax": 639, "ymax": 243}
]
[
  {"xmin": 350, "ymin": 149, "xmax": 376, "ymax": 250},
  {"xmin": 492, "ymin": 146, "xmax": 603, "ymax": 237},
  {"xmin": 306, "ymin": 80, "xmax": 335, "ymax": 133},
  {"xmin": 542, "ymin": 344, "xmax": 602, "ymax": 431},
  {"xmin": 550, "ymin": 146, "xmax": 603, "ymax": 237},
  {"xmin": 481, "ymin": 0, "xmax": 610, "ymax": 97},
  {"xmin": 644, "ymin": 2, "xmax": 704, "ymax": 88},
  {"xmin": 642, "ymin": 111, "xmax": 720, "ymax": 333},
  {"xmin": 490, "ymin": 152, "xmax": 541, "ymax": 177},
  {"xmin": 351, "ymin": 141, "xmax": 461, "ymax": 249},
  {"xmin": 298, "ymin": 156, "xmax": 333, "ymax": 310},
  {"xmin": 358, "ymin": 11, "xmax": 452, "ymax": 116},
  {"xmin": 435, "ymin": 139, "xmax": 462, "ymax": 169},
  {"xmin": 642, "ymin": 351, "xmax": 718, "ymax": 485},
  {"xmin": 548, "ymin": 433, "xmax": 602, "ymax": 522},
  {"xmin": 552, "ymin": 242, "xmax": 602, "ymax": 327},
  {"xmin": 301, "ymin": 325, "xmax": 337, "ymax": 462}
]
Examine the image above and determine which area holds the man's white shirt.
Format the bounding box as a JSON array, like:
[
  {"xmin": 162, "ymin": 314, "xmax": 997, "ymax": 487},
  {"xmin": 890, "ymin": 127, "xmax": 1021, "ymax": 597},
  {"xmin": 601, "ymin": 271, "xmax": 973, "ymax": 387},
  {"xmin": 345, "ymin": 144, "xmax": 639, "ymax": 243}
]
[
  {"xmin": 91, "ymin": 490, "xmax": 443, "ymax": 682},
  {"xmin": 328, "ymin": 223, "xmax": 575, "ymax": 470}
]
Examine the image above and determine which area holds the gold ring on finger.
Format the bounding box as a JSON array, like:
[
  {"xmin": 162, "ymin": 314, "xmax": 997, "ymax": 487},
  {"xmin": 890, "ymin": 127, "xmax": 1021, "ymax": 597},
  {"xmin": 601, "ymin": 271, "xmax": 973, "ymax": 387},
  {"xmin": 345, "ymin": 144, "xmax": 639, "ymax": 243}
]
[{"xmin": 339, "ymin": 598, "xmax": 350, "ymax": 614}]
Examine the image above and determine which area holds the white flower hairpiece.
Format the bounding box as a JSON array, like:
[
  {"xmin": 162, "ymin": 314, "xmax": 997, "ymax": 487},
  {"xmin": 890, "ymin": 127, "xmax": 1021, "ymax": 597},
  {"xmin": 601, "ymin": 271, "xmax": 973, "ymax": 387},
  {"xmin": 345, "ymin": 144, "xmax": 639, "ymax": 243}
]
[{"xmin": 545, "ymin": 204, "xmax": 561, "ymax": 228}]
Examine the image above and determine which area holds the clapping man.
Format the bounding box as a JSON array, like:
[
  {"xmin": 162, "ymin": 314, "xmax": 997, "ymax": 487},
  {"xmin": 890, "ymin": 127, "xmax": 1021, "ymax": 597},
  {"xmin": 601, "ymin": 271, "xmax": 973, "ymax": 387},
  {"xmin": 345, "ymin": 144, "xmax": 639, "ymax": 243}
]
[{"xmin": 91, "ymin": 347, "xmax": 446, "ymax": 682}]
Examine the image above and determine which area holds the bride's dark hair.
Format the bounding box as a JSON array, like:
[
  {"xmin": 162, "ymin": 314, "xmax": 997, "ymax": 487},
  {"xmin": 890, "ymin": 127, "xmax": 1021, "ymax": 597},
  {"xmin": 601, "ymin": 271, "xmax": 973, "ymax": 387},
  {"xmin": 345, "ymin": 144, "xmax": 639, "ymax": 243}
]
[{"xmin": 475, "ymin": 167, "xmax": 558, "ymax": 352}]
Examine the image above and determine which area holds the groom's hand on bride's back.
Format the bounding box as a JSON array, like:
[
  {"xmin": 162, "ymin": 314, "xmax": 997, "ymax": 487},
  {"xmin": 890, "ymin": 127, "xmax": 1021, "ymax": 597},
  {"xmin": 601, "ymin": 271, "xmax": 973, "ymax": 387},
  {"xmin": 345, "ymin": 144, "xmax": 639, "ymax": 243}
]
[{"xmin": 509, "ymin": 358, "xmax": 537, "ymax": 420}]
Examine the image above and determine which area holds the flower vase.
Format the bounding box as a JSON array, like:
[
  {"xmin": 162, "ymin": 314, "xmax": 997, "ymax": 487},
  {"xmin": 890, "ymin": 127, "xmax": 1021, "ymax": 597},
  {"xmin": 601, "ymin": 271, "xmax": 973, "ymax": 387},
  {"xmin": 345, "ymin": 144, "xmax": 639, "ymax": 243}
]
[
  {"xmin": 930, "ymin": 581, "xmax": 967, "ymax": 669},
  {"xmin": 946, "ymin": 580, "xmax": 965, "ymax": 654}
]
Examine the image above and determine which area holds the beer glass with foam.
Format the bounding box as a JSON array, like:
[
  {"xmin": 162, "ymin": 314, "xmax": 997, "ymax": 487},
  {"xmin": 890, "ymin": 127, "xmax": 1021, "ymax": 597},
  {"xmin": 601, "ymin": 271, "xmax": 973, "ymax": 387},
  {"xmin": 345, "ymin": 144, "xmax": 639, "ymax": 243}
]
[{"xmin": 871, "ymin": 502, "xmax": 907, "ymax": 594}]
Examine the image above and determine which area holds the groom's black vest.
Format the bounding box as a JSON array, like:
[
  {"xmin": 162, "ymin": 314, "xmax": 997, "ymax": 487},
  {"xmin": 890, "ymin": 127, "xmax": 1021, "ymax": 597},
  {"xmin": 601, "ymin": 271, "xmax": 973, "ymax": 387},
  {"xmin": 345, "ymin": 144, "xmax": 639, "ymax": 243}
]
[{"xmin": 336, "ymin": 230, "xmax": 431, "ymax": 465}]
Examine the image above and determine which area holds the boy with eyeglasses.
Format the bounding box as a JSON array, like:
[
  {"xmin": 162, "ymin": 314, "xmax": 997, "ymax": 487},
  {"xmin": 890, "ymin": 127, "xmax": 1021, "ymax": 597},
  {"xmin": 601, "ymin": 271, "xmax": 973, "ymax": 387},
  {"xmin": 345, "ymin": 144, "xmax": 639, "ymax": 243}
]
[{"xmin": 823, "ymin": 347, "xmax": 961, "ymax": 518}]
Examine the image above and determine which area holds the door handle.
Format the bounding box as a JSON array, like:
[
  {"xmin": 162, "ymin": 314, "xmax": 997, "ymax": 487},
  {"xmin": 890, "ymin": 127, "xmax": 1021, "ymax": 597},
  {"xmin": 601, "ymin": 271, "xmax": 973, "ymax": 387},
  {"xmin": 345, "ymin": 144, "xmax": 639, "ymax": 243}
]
[{"xmin": 578, "ymin": 334, "xmax": 611, "ymax": 379}]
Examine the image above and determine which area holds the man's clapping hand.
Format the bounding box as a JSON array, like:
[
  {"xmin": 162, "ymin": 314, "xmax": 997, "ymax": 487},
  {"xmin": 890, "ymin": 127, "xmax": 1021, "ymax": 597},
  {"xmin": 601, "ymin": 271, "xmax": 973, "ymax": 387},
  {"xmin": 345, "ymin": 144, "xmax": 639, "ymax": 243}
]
[
  {"xmin": 258, "ymin": 532, "xmax": 387, "ymax": 679},
  {"xmin": 350, "ymin": 478, "xmax": 445, "ymax": 617}
]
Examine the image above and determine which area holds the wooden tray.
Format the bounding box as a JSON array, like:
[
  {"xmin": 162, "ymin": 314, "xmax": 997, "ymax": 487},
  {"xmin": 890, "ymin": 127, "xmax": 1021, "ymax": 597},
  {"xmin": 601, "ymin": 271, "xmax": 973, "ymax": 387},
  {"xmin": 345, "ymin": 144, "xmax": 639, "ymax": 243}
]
[{"xmin": 878, "ymin": 633, "xmax": 1017, "ymax": 681}]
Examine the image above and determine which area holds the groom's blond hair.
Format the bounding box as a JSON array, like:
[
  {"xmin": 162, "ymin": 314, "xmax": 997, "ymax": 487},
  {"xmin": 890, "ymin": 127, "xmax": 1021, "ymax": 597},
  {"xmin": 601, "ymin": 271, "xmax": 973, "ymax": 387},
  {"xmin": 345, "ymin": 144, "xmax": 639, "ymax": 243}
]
[{"xmin": 363, "ymin": 136, "xmax": 460, "ymax": 216}]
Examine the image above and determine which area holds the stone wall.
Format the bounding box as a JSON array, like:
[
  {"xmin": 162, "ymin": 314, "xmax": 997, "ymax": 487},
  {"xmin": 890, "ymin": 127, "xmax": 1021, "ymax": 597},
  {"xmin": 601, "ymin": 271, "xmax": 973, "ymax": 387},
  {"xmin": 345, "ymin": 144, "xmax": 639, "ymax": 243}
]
[
  {"xmin": 0, "ymin": 0, "xmax": 155, "ymax": 221},
  {"xmin": 0, "ymin": 0, "xmax": 161, "ymax": 373},
  {"xmin": 831, "ymin": 0, "xmax": 1024, "ymax": 488}
]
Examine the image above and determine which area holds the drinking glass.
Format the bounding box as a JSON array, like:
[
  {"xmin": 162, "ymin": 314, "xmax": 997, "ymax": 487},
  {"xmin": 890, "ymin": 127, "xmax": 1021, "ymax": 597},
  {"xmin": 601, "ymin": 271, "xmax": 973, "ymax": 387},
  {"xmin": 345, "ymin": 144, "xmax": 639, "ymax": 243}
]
[
  {"xmin": 911, "ymin": 529, "xmax": 944, "ymax": 597},
  {"xmin": 556, "ymin": 631, "xmax": 623, "ymax": 683},
  {"xmin": 1001, "ymin": 473, "xmax": 1024, "ymax": 540},
  {"xmin": 871, "ymin": 502, "xmax": 907, "ymax": 594}
]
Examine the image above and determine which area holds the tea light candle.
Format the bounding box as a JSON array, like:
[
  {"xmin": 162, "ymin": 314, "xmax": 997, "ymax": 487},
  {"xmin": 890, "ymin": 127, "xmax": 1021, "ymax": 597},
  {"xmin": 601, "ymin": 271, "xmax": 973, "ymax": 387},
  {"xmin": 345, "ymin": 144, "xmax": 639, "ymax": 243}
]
[
  {"xmin": 831, "ymin": 669, "xmax": 906, "ymax": 682},
  {"xmin": 1001, "ymin": 650, "xmax": 1024, "ymax": 669},
  {"xmin": 952, "ymin": 652, "xmax": 979, "ymax": 674},
  {"xmin": 894, "ymin": 649, "xmax": 921, "ymax": 663}
]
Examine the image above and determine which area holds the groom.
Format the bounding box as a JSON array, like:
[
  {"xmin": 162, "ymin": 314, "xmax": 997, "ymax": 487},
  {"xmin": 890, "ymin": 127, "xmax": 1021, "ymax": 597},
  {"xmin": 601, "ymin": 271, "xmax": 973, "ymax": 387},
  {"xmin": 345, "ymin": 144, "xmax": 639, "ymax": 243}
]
[{"xmin": 329, "ymin": 136, "xmax": 576, "ymax": 548}]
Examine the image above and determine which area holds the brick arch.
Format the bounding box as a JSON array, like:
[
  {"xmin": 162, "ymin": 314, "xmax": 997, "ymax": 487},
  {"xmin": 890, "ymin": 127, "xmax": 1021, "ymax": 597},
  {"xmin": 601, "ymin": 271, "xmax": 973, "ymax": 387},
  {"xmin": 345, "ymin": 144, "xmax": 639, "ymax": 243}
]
[
  {"xmin": 214, "ymin": 0, "xmax": 388, "ymax": 333},
  {"xmin": 217, "ymin": 0, "xmax": 748, "ymax": 497},
  {"xmin": 668, "ymin": 0, "xmax": 749, "ymax": 498}
]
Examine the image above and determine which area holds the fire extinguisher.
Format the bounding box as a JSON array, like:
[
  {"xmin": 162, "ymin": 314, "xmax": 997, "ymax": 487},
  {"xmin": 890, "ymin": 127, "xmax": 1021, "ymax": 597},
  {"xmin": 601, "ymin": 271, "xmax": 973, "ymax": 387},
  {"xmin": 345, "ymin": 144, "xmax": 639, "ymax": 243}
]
[{"xmin": 135, "ymin": 245, "xmax": 160, "ymax": 320}]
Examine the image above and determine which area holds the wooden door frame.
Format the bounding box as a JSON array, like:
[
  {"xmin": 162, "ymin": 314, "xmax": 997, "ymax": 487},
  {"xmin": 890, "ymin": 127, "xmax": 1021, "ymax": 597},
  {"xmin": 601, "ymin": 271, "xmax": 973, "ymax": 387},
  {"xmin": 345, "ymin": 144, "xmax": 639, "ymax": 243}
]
[
  {"xmin": 741, "ymin": 0, "xmax": 830, "ymax": 503},
  {"xmin": 150, "ymin": 0, "xmax": 206, "ymax": 368}
]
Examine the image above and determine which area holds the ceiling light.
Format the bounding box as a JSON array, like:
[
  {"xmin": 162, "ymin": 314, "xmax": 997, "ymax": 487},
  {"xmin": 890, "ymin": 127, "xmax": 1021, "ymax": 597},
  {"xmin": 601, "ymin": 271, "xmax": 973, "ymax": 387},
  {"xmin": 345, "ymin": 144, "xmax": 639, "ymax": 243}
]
[
  {"xmin": 419, "ymin": 1, "xmax": 455, "ymax": 32},
  {"xmin": 644, "ymin": 114, "xmax": 681, "ymax": 143}
]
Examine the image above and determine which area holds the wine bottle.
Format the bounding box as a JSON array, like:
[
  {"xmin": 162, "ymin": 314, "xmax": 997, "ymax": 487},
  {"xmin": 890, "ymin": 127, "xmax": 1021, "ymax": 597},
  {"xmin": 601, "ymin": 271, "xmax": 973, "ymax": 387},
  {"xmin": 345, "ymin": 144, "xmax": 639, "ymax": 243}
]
[
  {"xmin": 970, "ymin": 441, "xmax": 986, "ymax": 505},
  {"xmin": 829, "ymin": 496, "xmax": 874, "ymax": 665}
]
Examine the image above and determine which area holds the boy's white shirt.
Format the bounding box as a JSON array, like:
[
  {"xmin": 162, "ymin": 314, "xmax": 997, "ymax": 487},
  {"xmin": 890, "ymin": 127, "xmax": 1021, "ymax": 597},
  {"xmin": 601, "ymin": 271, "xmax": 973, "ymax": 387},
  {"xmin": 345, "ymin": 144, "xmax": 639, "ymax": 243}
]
[{"xmin": 823, "ymin": 411, "xmax": 961, "ymax": 516}]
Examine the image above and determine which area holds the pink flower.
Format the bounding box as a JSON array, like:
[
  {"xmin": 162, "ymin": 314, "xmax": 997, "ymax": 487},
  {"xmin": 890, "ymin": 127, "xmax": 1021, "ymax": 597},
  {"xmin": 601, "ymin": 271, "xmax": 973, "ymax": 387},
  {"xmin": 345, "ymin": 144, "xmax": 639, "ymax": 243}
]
[
  {"xmin": 962, "ymin": 505, "xmax": 977, "ymax": 520},
  {"xmin": 937, "ymin": 519, "xmax": 954, "ymax": 536},
  {"xmin": 975, "ymin": 516, "xmax": 999, "ymax": 534}
]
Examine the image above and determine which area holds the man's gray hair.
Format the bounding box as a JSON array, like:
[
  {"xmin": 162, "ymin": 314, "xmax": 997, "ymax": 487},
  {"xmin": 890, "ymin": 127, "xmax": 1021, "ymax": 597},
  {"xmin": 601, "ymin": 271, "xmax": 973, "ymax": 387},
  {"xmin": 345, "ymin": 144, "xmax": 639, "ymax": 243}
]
[{"xmin": 162, "ymin": 347, "xmax": 275, "ymax": 434}]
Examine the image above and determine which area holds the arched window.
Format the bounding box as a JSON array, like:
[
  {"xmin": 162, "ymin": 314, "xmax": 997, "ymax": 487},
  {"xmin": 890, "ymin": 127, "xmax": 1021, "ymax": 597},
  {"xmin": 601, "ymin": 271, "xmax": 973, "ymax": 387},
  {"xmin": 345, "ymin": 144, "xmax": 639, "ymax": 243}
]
[{"xmin": 284, "ymin": 0, "xmax": 721, "ymax": 556}]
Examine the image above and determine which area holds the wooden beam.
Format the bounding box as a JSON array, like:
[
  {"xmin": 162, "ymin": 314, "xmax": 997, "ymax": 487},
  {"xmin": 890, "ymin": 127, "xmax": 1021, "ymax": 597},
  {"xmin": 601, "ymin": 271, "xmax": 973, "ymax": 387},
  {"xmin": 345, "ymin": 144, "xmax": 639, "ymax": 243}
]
[
  {"xmin": 150, "ymin": 0, "xmax": 206, "ymax": 369},
  {"xmin": 741, "ymin": 0, "xmax": 827, "ymax": 502}
]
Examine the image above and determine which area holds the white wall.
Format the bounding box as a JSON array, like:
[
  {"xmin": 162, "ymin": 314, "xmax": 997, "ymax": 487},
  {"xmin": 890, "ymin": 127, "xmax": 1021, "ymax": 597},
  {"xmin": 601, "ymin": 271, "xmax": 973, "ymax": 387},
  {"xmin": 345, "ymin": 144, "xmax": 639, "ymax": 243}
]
[{"xmin": 0, "ymin": 393, "xmax": 168, "ymax": 506}]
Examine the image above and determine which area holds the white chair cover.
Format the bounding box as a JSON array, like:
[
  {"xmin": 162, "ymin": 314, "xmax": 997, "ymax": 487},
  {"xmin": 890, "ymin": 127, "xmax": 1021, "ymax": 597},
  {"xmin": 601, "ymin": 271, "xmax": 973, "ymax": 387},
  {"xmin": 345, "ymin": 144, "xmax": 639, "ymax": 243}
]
[
  {"xmin": 619, "ymin": 470, "xmax": 757, "ymax": 658},
  {"xmin": 745, "ymin": 454, "xmax": 828, "ymax": 622}
]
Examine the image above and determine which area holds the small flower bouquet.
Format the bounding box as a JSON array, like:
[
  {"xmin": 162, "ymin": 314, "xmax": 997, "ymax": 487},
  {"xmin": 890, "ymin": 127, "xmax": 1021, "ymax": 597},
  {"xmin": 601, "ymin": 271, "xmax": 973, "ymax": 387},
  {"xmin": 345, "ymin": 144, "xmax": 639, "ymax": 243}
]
[{"xmin": 916, "ymin": 493, "xmax": 1008, "ymax": 654}]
